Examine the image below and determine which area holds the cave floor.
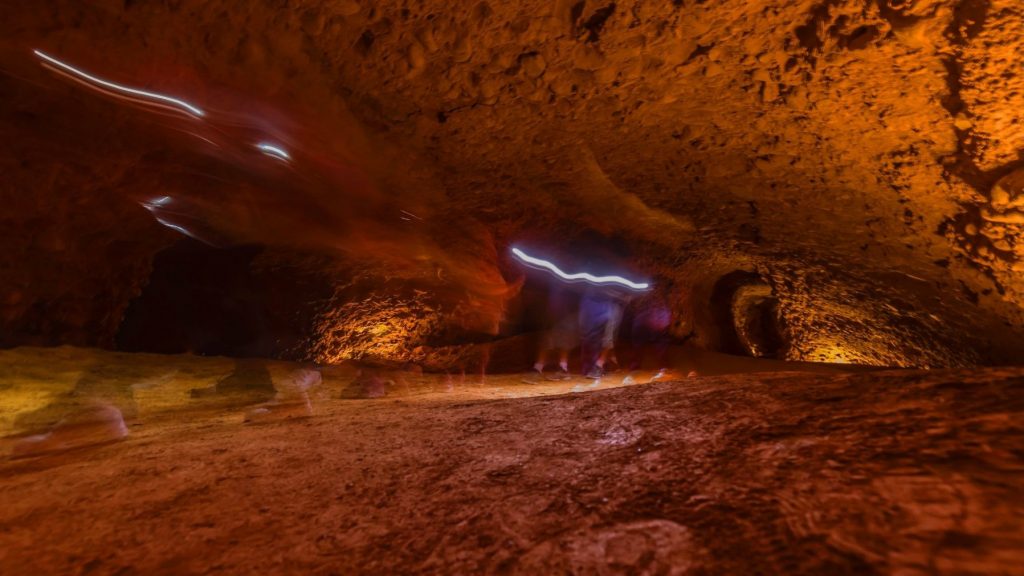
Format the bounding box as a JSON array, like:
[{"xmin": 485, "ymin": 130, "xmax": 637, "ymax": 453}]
[{"xmin": 1, "ymin": 349, "xmax": 1023, "ymax": 574}]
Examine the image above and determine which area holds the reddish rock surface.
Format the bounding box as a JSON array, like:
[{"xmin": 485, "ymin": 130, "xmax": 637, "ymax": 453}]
[
  {"xmin": 3, "ymin": 1, "xmax": 1024, "ymax": 367},
  {"xmin": 0, "ymin": 348, "xmax": 1021, "ymax": 574},
  {"xmin": 4, "ymin": 3, "xmax": 1024, "ymax": 572}
]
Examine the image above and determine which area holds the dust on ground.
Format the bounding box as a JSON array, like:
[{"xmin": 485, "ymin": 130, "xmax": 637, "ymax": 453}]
[{"xmin": 0, "ymin": 347, "xmax": 1021, "ymax": 574}]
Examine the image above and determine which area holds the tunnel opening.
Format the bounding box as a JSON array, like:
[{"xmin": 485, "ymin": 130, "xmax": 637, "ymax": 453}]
[
  {"xmin": 709, "ymin": 271, "xmax": 786, "ymax": 359},
  {"xmin": 116, "ymin": 238, "xmax": 270, "ymax": 357},
  {"xmin": 115, "ymin": 238, "xmax": 334, "ymax": 360}
]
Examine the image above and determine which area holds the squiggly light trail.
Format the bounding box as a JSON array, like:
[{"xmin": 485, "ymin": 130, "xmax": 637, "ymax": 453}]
[
  {"xmin": 34, "ymin": 49, "xmax": 205, "ymax": 117},
  {"xmin": 511, "ymin": 247, "xmax": 650, "ymax": 290}
]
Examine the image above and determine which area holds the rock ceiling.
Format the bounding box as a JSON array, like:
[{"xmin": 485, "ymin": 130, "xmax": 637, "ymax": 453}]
[{"xmin": 2, "ymin": 0, "xmax": 1024, "ymax": 367}]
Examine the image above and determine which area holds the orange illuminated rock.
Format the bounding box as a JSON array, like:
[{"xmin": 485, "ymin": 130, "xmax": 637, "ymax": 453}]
[{"xmin": 1, "ymin": 0, "xmax": 1024, "ymax": 367}]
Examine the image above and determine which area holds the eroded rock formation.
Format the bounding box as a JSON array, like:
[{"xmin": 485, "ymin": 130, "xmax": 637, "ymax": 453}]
[{"xmin": 2, "ymin": 0, "xmax": 1024, "ymax": 367}]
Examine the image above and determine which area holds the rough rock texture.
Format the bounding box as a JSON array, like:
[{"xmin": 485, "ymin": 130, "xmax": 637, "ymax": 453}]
[
  {"xmin": 0, "ymin": 347, "xmax": 1021, "ymax": 574},
  {"xmin": 3, "ymin": 0, "xmax": 1024, "ymax": 366}
]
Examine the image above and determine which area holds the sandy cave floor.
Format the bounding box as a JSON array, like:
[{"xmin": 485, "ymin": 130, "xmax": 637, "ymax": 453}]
[{"xmin": 0, "ymin": 348, "xmax": 1023, "ymax": 574}]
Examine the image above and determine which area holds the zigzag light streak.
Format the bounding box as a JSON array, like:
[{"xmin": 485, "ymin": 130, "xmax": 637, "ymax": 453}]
[{"xmin": 511, "ymin": 247, "xmax": 649, "ymax": 290}]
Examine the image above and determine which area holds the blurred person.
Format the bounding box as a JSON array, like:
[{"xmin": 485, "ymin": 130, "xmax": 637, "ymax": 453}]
[
  {"xmin": 628, "ymin": 293, "xmax": 673, "ymax": 375},
  {"xmin": 580, "ymin": 286, "xmax": 631, "ymax": 379},
  {"xmin": 511, "ymin": 235, "xmax": 645, "ymax": 381},
  {"xmin": 598, "ymin": 294, "xmax": 625, "ymax": 373},
  {"xmin": 523, "ymin": 286, "xmax": 578, "ymax": 383}
]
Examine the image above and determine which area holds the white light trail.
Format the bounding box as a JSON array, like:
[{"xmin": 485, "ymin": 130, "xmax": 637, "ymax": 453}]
[
  {"xmin": 256, "ymin": 143, "xmax": 290, "ymax": 160},
  {"xmin": 511, "ymin": 247, "xmax": 650, "ymax": 290},
  {"xmin": 154, "ymin": 217, "xmax": 199, "ymax": 239},
  {"xmin": 34, "ymin": 49, "xmax": 205, "ymax": 117}
]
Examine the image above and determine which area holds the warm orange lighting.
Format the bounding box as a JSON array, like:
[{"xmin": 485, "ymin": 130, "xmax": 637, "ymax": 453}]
[{"xmin": 811, "ymin": 345, "xmax": 853, "ymax": 365}]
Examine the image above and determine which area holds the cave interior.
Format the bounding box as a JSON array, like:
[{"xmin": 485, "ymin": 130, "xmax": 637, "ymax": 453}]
[{"xmin": 1, "ymin": 0, "xmax": 1023, "ymax": 573}]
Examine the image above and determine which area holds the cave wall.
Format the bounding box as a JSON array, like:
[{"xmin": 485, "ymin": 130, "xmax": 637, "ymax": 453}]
[
  {"xmin": 0, "ymin": 151, "xmax": 173, "ymax": 348},
  {"xmin": 2, "ymin": 0, "xmax": 1024, "ymax": 367}
]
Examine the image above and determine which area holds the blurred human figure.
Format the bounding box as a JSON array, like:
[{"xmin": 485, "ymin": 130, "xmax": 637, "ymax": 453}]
[
  {"xmin": 190, "ymin": 359, "xmax": 276, "ymax": 400},
  {"xmin": 629, "ymin": 294, "xmax": 673, "ymax": 374},
  {"xmin": 580, "ymin": 287, "xmax": 630, "ymax": 379},
  {"xmin": 9, "ymin": 360, "xmax": 155, "ymax": 457},
  {"xmin": 599, "ymin": 296, "xmax": 625, "ymax": 373},
  {"xmin": 523, "ymin": 287, "xmax": 577, "ymax": 383},
  {"xmin": 11, "ymin": 400, "xmax": 128, "ymax": 458},
  {"xmin": 511, "ymin": 235, "xmax": 644, "ymax": 381}
]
